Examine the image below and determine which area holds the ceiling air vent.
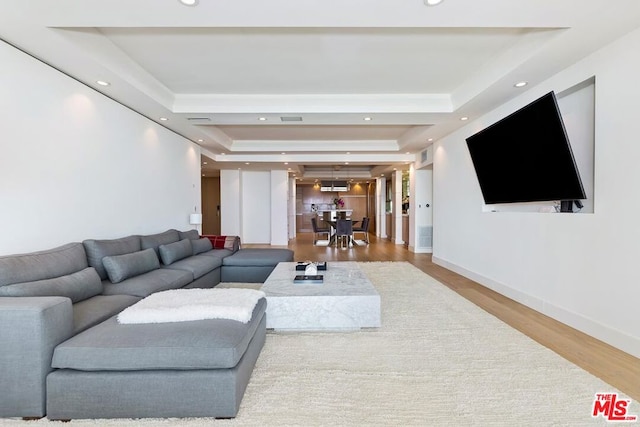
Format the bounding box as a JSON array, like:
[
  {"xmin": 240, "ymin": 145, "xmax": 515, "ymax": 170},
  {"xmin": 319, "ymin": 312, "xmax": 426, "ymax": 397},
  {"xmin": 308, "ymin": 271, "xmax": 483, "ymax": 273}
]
[
  {"xmin": 187, "ymin": 117, "xmax": 211, "ymax": 122},
  {"xmin": 280, "ymin": 116, "xmax": 303, "ymax": 122},
  {"xmin": 320, "ymin": 180, "xmax": 349, "ymax": 192}
]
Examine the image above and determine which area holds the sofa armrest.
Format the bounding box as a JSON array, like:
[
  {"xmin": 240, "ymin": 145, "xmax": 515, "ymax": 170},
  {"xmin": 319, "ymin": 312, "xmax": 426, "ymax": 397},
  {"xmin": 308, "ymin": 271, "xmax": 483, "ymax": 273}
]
[{"xmin": 0, "ymin": 297, "xmax": 73, "ymax": 418}]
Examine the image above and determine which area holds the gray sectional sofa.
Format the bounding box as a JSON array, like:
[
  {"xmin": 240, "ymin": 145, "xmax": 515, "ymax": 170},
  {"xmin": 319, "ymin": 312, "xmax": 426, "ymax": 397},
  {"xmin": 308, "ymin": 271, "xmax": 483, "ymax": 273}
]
[{"xmin": 0, "ymin": 229, "xmax": 293, "ymax": 420}]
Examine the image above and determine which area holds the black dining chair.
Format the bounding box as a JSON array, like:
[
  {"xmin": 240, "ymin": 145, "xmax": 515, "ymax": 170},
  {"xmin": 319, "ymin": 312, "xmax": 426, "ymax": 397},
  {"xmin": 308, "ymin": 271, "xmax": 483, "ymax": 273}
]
[
  {"xmin": 335, "ymin": 219, "xmax": 353, "ymax": 249},
  {"xmin": 311, "ymin": 217, "xmax": 331, "ymax": 245},
  {"xmin": 352, "ymin": 217, "xmax": 370, "ymax": 244}
]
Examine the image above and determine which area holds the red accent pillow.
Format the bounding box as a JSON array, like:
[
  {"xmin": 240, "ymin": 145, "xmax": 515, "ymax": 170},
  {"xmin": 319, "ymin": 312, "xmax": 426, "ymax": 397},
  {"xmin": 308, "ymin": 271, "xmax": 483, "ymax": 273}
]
[
  {"xmin": 201, "ymin": 235, "xmax": 240, "ymax": 252},
  {"xmin": 207, "ymin": 235, "xmax": 228, "ymax": 249}
]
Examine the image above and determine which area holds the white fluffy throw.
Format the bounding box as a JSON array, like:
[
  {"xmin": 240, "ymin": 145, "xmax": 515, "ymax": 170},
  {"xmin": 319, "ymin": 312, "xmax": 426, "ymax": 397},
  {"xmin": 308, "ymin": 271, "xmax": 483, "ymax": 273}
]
[{"xmin": 117, "ymin": 288, "xmax": 266, "ymax": 324}]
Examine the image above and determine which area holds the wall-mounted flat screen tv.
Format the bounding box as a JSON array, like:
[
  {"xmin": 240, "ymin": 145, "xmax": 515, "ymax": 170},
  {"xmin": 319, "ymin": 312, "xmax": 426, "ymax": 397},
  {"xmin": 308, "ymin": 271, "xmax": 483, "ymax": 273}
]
[{"xmin": 465, "ymin": 91, "xmax": 586, "ymax": 205}]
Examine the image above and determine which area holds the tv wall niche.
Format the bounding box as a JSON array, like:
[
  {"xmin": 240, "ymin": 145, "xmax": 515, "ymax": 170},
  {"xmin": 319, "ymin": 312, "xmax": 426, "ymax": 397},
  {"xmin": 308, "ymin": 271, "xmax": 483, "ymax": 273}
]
[{"xmin": 467, "ymin": 78, "xmax": 595, "ymax": 214}]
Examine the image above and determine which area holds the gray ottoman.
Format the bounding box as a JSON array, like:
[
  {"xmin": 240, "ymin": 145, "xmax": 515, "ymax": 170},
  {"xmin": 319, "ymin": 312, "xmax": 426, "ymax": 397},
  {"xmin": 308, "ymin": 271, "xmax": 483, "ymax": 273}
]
[
  {"xmin": 221, "ymin": 248, "xmax": 294, "ymax": 283},
  {"xmin": 46, "ymin": 298, "xmax": 267, "ymax": 420}
]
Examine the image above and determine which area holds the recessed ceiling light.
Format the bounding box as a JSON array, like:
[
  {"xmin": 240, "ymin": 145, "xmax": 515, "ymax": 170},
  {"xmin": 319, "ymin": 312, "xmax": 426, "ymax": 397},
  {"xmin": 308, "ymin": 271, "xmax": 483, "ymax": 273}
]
[
  {"xmin": 363, "ymin": 117, "xmax": 372, "ymax": 121},
  {"xmin": 203, "ymin": 162, "xmax": 208, "ymax": 165},
  {"xmin": 258, "ymin": 117, "xmax": 267, "ymax": 121},
  {"xmin": 514, "ymin": 81, "xmax": 528, "ymax": 88},
  {"xmin": 197, "ymin": 139, "xmax": 203, "ymax": 142},
  {"xmin": 159, "ymin": 117, "xmax": 168, "ymax": 121},
  {"xmin": 96, "ymin": 80, "xmax": 110, "ymax": 86},
  {"xmin": 281, "ymin": 152, "xmax": 286, "ymax": 155},
  {"xmin": 428, "ymin": 138, "xmax": 434, "ymax": 142},
  {"xmin": 178, "ymin": 0, "xmax": 199, "ymax": 6},
  {"xmin": 284, "ymin": 162, "xmax": 289, "ymax": 165},
  {"xmin": 245, "ymin": 162, "xmax": 250, "ymax": 165},
  {"xmin": 460, "ymin": 116, "xmax": 469, "ymax": 121},
  {"xmin": 345, "ymin": 162, "xmax": 349, "ymax": 165},
  {"xmin": 424, "ymin": 0, "xmax": 444, "ymax": 5}
]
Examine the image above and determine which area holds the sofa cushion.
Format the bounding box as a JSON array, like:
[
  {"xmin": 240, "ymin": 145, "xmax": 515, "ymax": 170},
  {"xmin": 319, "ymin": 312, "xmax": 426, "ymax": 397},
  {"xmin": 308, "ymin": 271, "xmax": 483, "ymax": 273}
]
[
  {"xmin": 102, "ymin": 249, "xmax": 160, "ymax": 284},
  {"xmin": 0, "ymin": 242, "xmax": 88, "ymax": 287},
  {"xmin": 191, "ymin": 238, "xmax": 213, "ymax": 255},
  {"xmin": 0, "ymin": 267, "xmax": 102, "ymax": 303},
  {"xmin": 83, "ymin": 236, "xmax": 141, "ymax": 281},
  {"xmin": 72, "ymin": 294, "xmax": 141, "ymax": 335},
  {"xmin": 222, "ymin": 248, "xmax": 294, "ymax": 267},
  {"xmin": 158, "ymin": 239, "xmax": 193, "ymax": 265},
  {"xmin": 198, "ymin": 248, "xmax": 235, "ymax": 260},
  {"xmin": 163, "ymin": 254, "xmax": 222, "ymax": 280},
  {"xmin": 202, "ymin": 235, "xmax": 240, "ymax": 253},
  {"xmin": 178, "ymin": 229, "xmax": 200, "ymax": 241},
  {"xmin": 140, "ymin": 229, "xmax": 180, "ymax": 256},
  {"xmin": 101, "ymin": 268, "xmax": 193, "ymax": 298},
  {"xmin": 52, "ymin": 298, "xmax": 267, "ymax": 371}
]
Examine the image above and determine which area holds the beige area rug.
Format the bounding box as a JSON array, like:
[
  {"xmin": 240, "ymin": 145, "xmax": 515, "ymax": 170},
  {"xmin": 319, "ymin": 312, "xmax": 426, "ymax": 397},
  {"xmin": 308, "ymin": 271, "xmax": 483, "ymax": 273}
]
[{"xmin": 2, "ymin": 262, "xmax": 636, "ymax": 426}]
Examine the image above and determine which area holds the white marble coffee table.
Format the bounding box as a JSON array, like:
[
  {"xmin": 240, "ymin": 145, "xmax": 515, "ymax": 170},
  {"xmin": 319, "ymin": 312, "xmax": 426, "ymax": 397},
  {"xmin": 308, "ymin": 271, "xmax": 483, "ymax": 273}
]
[{"xmin": 261, "ymin": 261, "xmax": 380, "ymax": 330}]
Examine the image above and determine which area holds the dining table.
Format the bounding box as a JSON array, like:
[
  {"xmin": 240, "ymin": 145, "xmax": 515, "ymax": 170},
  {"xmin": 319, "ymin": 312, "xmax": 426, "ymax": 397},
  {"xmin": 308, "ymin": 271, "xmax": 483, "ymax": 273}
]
[{"xmin": 325, "ymin": 219, "xmax": 360, "ymax": 247}]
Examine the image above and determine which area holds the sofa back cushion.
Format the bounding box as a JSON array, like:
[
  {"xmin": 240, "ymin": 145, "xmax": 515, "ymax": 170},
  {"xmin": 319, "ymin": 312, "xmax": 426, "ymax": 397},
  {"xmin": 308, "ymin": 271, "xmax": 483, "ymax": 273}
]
[
  {"xmin": 83, "ymin": 236, "xmax": 142, "ymax": 280},
  {"xmin": 0, "ymin": 267, "xmax": 103, "ymax": 303},
  {"xmin": 191, "ymin": 238, "xmax": 213, "ymax": 255},
  {"xmin": 178, "ymin": 229, "xmax": 200, "ymax": 241},
  {"xmin": 140, "ymin": 229, "xmax": 180, "ymax": 257},
  {"xmin": 102, "ymin": 248, "xmax": 160, "ymax": 284},
  {"xmin": 158, "ymin": 239, "xmax": 193, "ymax": 265},
  {"xmin": 0, "ymin": 242, "xmax": 88, "ymax": 287}
]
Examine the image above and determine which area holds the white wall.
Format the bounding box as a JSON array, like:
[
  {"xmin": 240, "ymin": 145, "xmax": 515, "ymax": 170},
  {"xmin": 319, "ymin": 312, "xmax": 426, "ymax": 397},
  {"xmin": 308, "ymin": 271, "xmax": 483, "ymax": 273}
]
[
  {"xmin": 557, "ymin": 81, "xmax": 595, "ymax": 214},
  {"xmin": 242, "ymin": 171, "xmax": 271, "ymax": 244},
  {"xmin": 220, "ymin": 169, "xmax": 289, "ymax": 245},
  {"xmin": 270, "ymin": 170, "xmax": 289, "ymax": 246},
  {"xmin": 432, "ymin": 27, "xmax": 640, "ymax": 358},
  {"xmin": 0, "ymin": 41, "xmax": 201, "ymax": 256},
  {"xmin": 220, "ymin": 169, "xmax": 241, "ymax": 236}
]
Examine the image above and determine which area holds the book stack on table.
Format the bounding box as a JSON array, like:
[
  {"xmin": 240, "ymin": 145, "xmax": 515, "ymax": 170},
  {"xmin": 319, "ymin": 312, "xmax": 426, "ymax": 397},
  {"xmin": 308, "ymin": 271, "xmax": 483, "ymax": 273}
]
[{"xmin": 293, "ymin": 275, "xmax": 323, "ymax": 284}]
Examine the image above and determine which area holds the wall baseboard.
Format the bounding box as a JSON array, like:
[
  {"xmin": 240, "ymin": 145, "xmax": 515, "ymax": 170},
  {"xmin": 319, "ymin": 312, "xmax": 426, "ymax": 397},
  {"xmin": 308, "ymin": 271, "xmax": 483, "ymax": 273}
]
[
  {"xmin": 432, "ymin": 255, "xmax": 640, "ymax": 359},
  {"xmin": 408, "ymin": 245, "xmax": 432, "ymax": 254}
]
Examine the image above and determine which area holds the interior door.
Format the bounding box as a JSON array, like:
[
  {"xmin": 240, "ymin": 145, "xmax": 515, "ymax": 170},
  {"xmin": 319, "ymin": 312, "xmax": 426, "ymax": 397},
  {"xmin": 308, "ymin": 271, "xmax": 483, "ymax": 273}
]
[
  {"xmin": 202, "ymin": 177, "xmax": 221, "ymax": 235},
  {"xmin": 367, "ymin": 181, "xmax": 376, "ymax": 234}
]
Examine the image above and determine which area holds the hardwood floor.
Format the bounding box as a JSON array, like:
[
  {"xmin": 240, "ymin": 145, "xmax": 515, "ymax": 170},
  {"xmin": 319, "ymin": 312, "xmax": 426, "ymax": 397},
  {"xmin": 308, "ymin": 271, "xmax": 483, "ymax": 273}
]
[{"xmin": 245, "ymin": 232, "xmax": 640, "ymax": 401}]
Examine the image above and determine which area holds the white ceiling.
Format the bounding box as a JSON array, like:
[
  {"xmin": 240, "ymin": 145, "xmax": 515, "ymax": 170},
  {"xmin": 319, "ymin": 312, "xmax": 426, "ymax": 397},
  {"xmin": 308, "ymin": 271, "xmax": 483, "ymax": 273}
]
[{"xmin": 2, "ymin": 0, "xmax": 640, "ymax": 182}]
